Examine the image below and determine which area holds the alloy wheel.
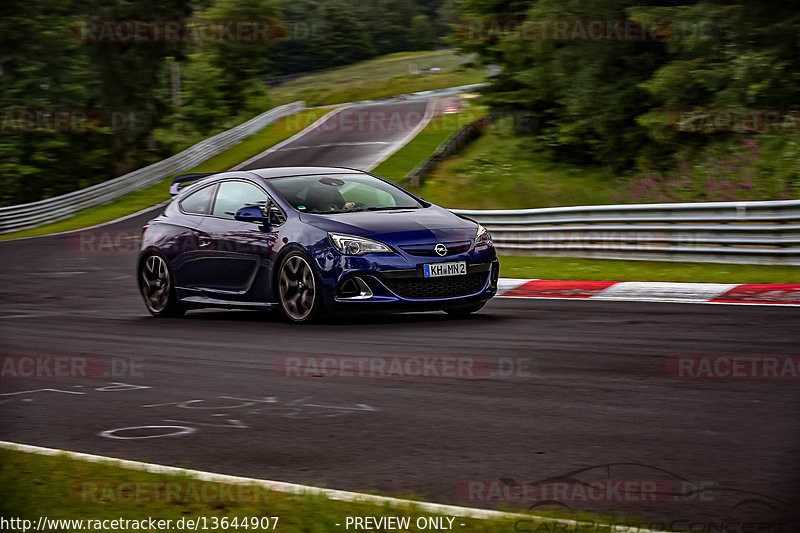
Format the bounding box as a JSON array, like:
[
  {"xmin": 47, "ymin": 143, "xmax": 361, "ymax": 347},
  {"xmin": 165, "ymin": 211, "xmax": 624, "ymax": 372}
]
[
  {"xmin": 279, "ymin": 255, "xmax": 317, "ymax": 322},
  {"xmin": 141, "ymin": 255, "xmax": 172, "ymax": 313}
]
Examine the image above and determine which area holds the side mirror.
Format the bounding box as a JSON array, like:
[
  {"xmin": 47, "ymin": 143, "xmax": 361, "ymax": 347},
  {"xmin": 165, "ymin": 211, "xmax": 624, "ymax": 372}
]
[{"xmin": 234, "ymin": 205, "xmax": 269, "ymax": 224}]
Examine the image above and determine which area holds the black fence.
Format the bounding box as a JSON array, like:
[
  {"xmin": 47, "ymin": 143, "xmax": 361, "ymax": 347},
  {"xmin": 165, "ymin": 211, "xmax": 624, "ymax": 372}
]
[{"xmin": 406, "ymin": 114, "xmax": 492, "ymax": 187}]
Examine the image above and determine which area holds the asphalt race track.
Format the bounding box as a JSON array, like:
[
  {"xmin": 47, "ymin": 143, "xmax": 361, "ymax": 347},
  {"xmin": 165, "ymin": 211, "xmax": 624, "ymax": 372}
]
[
  {"xmin": 237, "ymin": 98, "xmax": 432, "ymax": 171},
  {"xmin": 2, "ymin": 99, "xmax": 800, "ymax": 529}
]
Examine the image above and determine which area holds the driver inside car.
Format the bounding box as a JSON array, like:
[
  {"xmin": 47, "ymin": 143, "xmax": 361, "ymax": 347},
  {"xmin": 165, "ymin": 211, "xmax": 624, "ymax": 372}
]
[{"xmin": 306, "ymin": 185, "xmax": 356, "ymax": 212}]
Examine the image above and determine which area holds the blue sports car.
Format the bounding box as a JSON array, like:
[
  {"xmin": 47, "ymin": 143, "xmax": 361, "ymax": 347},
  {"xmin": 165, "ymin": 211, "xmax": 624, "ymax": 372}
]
[{"xmin": 138, "ymin": 167, "xmax": 499, "ymax": 322}]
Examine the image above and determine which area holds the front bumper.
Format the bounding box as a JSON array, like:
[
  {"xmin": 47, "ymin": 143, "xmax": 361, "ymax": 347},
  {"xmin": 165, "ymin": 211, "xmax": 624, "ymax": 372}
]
[
  {"xmin": 330, "ymin": 261, "xmax": 499, "ymax": 308},
  {"xmin": 307, "ymin": 236, "xmax": 499, "ymax": 310}
]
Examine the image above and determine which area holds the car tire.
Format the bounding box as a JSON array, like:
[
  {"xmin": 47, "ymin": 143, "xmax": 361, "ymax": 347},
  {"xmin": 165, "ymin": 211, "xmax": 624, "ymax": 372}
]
[
  {"xmin": 139, "ymin": 254, "xmax": 185, "ymax": 317},
  {"xmin": 277, "ymin": 249, "xmax": 323, "ymax": 323},
  {"xmin": 444, "ymin": 302, "xmax": 486, "ymax": 317}
]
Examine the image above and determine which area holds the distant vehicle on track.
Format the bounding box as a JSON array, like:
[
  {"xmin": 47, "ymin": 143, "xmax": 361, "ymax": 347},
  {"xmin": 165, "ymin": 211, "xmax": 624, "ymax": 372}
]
[{"xmin": 138, "ymin": 167, "xmax": 499, "ymax": 323}]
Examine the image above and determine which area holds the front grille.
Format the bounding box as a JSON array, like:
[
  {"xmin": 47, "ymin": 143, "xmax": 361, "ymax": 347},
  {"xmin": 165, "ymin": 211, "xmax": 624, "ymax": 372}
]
[
  {"xmin": 380, "ymin": 272, "xmax": 489, "ymax": 300},
  {"xmin": 399, "ymin": 241, "xmax": 471, "ymax": 257}
]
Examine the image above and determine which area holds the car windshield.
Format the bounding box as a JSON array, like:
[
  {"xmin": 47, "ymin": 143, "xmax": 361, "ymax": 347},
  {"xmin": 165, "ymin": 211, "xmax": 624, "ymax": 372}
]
[{"xmin": 268, "ymin": 173, "xmax": 424, "ymax": 214}]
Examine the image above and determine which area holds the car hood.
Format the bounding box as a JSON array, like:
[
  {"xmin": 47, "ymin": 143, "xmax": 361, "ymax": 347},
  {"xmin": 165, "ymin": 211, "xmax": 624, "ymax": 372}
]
[{"xmin": 299, "ymin": 206, "xmax": 477, "ymax": 245}]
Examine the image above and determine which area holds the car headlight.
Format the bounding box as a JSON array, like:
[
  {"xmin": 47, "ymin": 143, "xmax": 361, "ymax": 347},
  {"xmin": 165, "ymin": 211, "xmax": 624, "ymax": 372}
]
[
  {"xmin": 475, "ymin": 224, "xmax": 493, "ymax": 247},
  {"xmin": 328, "ymin": 233, "xmax": 393, "ymax": 255}
]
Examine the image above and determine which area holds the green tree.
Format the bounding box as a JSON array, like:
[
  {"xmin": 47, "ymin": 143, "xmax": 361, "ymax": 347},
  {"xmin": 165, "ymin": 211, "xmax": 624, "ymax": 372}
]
[
  {"xmin": 410, "ymin": 15, "xmax": 435, "ymax": 50},
  {"xmin": 200, "ymin": 0, "xmax": 278, "ymax": 112},
  {"xmin": 365, "ymin": 0, "xmax": 417, "ymax": 55},
  {"xmin": 78, "ymin": 0, "xmax": 193, "ymax": 174},
  {"xmin": 317, "ymin": 1, "xmax": 375, "ymax": 67},
  {"xmin": 0, "ymin": 0, "xmax": 111, "ymax": 204}
]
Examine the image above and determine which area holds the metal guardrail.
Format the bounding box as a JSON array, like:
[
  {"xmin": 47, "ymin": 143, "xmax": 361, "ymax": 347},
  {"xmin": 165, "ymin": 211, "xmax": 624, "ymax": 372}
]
[
  {"xmin": 0, "ymin": 101, "xmax": 305, "ymax": 234},
  {"xmin": 3, "ymin": 95, "xmax": 798, "ymax": 266},
  {"xmin": 453, "ymin": 200, "xmax": 800, "ymax": 265}
]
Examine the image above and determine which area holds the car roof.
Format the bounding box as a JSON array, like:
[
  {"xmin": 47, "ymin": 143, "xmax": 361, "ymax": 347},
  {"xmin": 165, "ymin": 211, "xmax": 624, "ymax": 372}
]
[{"xmin": 246, "ymin": 166, "xmax": 364, "ymax": 179}]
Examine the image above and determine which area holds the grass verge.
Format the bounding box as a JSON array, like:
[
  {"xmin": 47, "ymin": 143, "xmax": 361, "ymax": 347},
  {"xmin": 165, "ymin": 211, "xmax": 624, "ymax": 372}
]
[
  {"xmin": 393, "ymin": 119, "xmax": 797, "ymax": 285},
  {"xmin": 372, "ymin": 109, "xmax": 487, "ymax": 182},
  {"xmin": 1, "ymin": 50, "xmax": 483, "ymax": 241},
  {"xmin": 0, "ymin": 108, "xmax": 331, "ymax": 241},
  {"xmin": 269, "ymin": 50, "xmax": 484, "ymax": 108},
  {"xmin": 0, "ymin": 448, "xmax": 608, "ymax": 533},
  {"xmin": 410, "ymin": 126, "xmax": 620, "ymax": 210},
  {"xmin": 499, "ymin": 255, "xmax": 800, "ymax": 284}
]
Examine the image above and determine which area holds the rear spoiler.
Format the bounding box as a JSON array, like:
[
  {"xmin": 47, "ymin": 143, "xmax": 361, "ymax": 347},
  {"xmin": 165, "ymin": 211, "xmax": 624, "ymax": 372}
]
[{"xmin": 169, "ymin": 172, "xmax": 218, "ymax": 196}]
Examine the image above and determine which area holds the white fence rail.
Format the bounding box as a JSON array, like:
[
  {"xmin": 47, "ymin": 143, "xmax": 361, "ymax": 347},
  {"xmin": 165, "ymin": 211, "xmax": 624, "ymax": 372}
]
[
  {"xmin": 453, "ymin": 200, "xmax": 800, "ymax": 265},
  {"xmin": 0, "ymin": 101, "xmax": 305, "ymax": 234}
]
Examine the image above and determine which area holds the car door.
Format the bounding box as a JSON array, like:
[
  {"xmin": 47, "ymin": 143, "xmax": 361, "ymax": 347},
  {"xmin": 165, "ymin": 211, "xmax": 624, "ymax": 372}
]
[
  {"xmin": 169, "ymin": 182, "xmax": 219, "ymax": 290},
  {"xmin": 197, "ymin": 179, "xmax": 280, "ymax": 298}
]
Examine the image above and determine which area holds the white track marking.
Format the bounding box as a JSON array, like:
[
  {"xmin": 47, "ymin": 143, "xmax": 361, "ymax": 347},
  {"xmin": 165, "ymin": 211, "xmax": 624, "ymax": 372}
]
[
  {"xmin": 592, "ymin": 282, "xmax": 738, "ymax": 302},
  {"xmin": 496, "ymin": 278, "xmax": 534, "ymax": 294},
  {"xmin": 273, "ymin": 141, "xmax": 391, "ymax": 152},
  {"xmin": 230, "ymin": 106, "xmax": 352, "ymax": 171},
  {"xmin": 494, "ymin": 278, "xmax": 800, "ymax": 306},
  {"xmin": 366, "ymin": 97, "xmax": 436, "ymax": 170},
  {"xmin": 0, "ymin": 440, "xmax": 671, "ymax": 533}
]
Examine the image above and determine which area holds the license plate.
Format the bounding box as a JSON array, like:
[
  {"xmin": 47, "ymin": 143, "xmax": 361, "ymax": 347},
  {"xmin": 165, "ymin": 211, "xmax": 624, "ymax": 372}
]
[{"xmin": 423, "ymin": 261, "xmax": 467, "ymax": 278}]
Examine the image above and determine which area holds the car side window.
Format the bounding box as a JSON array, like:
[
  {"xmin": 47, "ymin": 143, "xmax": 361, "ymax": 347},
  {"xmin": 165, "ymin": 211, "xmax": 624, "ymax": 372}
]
[
  {"xmin": 179, "ymin": 184, "xmax": 216, "ymax": 215},
  {"xmin": 212, "ymin": 181, "xmax": 269, "ymax": 219}
]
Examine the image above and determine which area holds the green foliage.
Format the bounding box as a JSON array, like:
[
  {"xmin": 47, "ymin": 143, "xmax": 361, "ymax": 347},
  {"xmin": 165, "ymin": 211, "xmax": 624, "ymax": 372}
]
[
  {"xmin": 267, "ymin": 50, "xmax": 484, "ymax": 108},
  {"xmin": 457, "ymin": 0, "xmax": 800, "ymax": 198},
  {"xmin": 199, "ymin": 0, "xmax": 277, "ymax": 111},
  {"xmin": 410, "ymin": 15, "xmax": 436, "ymax": 51},
  {"xmin": 1, "ymin": 0, "xmax": 461, "ymax": 207},
  {"xmin": 409, "ymin": 121, "xmax": 620, "ymax": 209},
  {"xmin": 0, "ymin": 0, "xmax": 110, "ymax": 204},
  {"xmin": 268, "ymin": 0, "xmax": 458, "ymax": 76},
  {"xmin": 0, "ymin": 0, "xmax": 192, "ymax": 205},
  {"xmin": 372, "ymin": 108, "xmax": 487, "ymax": 182},
  {"xmin": 317, "ymin": 1, "xmax": 376, "ymax": 66},
  {"xmin": 0, "ymin": 108, "xmax": 330, "ymax": 241},
  {"xmin": 1, "ymin": 448, "xmax": 597, "ymax": 533},
  {"xmin": 499, "ymin": 255, "xmax": 800, "ymax": 284},
  {"xmin": 178, "ymin": 54, "xmax": 229, "ymax": 134}
]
